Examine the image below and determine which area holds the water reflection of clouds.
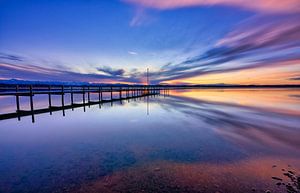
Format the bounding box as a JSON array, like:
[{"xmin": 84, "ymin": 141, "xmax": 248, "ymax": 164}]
[
  {"xmin": 1, "ymin": 89, "xmax": 300, "ymax": 193},
  {"xmin": 158, "ymin": 91, "xmax": 300, "ymax": 155}
]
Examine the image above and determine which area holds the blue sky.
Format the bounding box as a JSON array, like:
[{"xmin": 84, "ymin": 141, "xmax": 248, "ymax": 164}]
[{"xmin": 1, "ymin": 0, "xmax": 300, "ymax": 84}]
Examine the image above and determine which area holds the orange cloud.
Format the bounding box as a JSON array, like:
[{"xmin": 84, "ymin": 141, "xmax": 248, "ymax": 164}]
[
  {"xmin": 164, "ymin": 60, "xmax": 300, "ymax": 85},
  {"xmin": 124, "ymin": 0, "xmax": 300, "ymax": 13}
]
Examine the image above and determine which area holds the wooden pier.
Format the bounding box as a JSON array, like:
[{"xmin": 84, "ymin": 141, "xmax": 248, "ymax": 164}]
[{"xmin": 0, "ymin": 85, "xmax": 170, "ymax": 122}]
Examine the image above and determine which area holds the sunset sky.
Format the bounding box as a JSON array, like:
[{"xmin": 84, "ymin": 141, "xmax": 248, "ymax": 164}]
[{"xmin": 0, "ymin": 0, "xmax": 300, "ymax": 85}]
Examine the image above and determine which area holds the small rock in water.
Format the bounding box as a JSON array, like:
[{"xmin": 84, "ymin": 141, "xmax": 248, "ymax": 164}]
[
  {"xmin": 286, "ymin": 184, "xmax": 297, "ymax": 192},
  {"xmin": 288, "ymin": 170, "xmax": 295, "ymax": 175},
  {"xmin": 282, "ymin": 169, "xmax": 285, "ymax": 171},
  {"xmin": 154, "ymin": 167, "xmax": 161, "ymax": 172},
  {"xmin": 272, "ymin": 176, "xmax": 283, "ymax": 181},
  {"xmin": 251, "ymin": 187, "xmax": 256, "ymax": 192},
  {"xmin": 284, "ymin": 172, "xmax": 293, "ymax": 178},
  {"xmin": 265, "ymin": 190, "xmax": 271, "ymax": 193},
  {"xmin": 272, "ymin": 165, "xmax": 277, "ymax": 168},
  {"xmin": 276, "ymin": 182, "xmax": 281, "ymax": 186}
]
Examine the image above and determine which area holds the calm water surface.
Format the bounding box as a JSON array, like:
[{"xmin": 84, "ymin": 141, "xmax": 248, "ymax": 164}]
[{"xmin": 0, "ymin": 89, "xmax": 300, "ymax": 193}]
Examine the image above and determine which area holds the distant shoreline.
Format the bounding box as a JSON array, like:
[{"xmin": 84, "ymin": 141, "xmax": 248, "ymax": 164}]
[{"xmin": 0, "ymin": 83, "xmax": 300, "ymax": 88}]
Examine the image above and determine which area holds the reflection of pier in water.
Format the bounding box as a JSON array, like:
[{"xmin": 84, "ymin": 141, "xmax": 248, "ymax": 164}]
[{"xmin": 0, "ymin": 85, "xmax": 170, "ymax": 123}]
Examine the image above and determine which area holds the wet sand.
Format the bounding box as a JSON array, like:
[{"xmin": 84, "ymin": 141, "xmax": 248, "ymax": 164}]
[{"xmin": 76, "ymin": 157, "xmax": 300, "ymax": 193}]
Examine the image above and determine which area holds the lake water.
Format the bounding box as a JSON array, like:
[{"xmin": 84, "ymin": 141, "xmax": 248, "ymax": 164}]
[{"xmin": 0, "ymin": 89, "xmax": 300, "ymax": 193}]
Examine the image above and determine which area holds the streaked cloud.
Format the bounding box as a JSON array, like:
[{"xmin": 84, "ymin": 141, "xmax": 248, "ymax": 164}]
[
  {"xmin": 97, "ymin": 66, "xmax": 125, "ymax": 76},
  {"xmin": 128, "ymin": 51, "xmax": 138, "ymax": 55},
  {"xmin": 150, "ymin": 14, "xmax": 300, "ymax": 83},
  {"xmin": 289, "ymin": 77, "xmax": 300, "ymax": 81},
  {"xmin": 129, "ymin": 7, "xmax": 148, "ymax": 27},
  {"xmin": 124, "ymin": 0, "xmax": 300, "ymax": 13},
  {"xmin": 1, "ymin": 1, "xmax": 300, "ymax": 85},
  {"xmin": 0, "ymin": 53, "xmax": 24, "ymax": 62},
  {"xmin": 0, "ymin": 54, "xmax": 140, "ymax": 84}
]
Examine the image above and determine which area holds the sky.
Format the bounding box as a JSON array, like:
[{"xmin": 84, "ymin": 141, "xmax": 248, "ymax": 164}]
[{"xmin": 0, "ymin": 0, "xmax": 300, "ymax": 85}]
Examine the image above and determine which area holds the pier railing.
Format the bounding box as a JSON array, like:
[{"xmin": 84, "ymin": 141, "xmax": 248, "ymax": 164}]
[{"xmin": 0, "ymin": 85, "xmax": 170, "ymax": 122}]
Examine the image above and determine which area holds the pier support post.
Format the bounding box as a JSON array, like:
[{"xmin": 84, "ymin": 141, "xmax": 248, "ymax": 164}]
[
  {"xmin": 29, "ymin": 85, "xmax": 35, "ymax": 123},
  {"xmin": 110, "ymin": 86, "xmax": 113, "ymax": 100},
  {"xmin": 98, "ymin": 87, "xmax": 101, "ymax": 102},
  {"xmin": 15, "ymin": 85, "xmax": 20, "ymax": 121},
  {"xmin": 98, "ymin": 86, "xmax": 101, "ymax": 108},
  {"xmin": 88, "ymin": 86, "xmax": 91, "ymax": 107},
  {"xmin": 48, "ymin": 86, "xmax": 52, "ymax": 115},
  {"xmin": 71, "ymin": 86, "xmax": 74, "ymax": 111},
  {"xmin": 82, "ymin": 87, "xmax": 86, "ymax": 112},
  {"xmin": 62, "ymin": 86, "xmax": 65, "ymax": 116},
  {"xmin": 100, "ymin": 87, "xmax": 103, "ymax": 101}
]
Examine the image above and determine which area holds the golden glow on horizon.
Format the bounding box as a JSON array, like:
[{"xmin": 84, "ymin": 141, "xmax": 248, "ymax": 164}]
[
  {"xmin": 163, "ymin": 62, "xmax": 300, "ymax": 85},
  {"xmin": 170, "ymin": 88, "xmax": 300, "ymax": 116}
]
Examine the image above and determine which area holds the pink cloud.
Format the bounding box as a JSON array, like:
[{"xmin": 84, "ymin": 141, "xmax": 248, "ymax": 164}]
[
  {"xmin": 216, "ymin": 15, "xmax": 300, "ymax": 49},
  {"xmin": 123, "ymin": 0, "xmax": 300, "ymax": 13}
]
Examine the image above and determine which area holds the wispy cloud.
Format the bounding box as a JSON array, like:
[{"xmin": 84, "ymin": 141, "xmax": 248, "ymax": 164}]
[
  {"xmin": 97, "ymin": 66, "xmax": 125, "ymax": 76},
  {"xmin": 0, "ymin": 53, "xmax": 140, "ymax": 84},
  {"xmin": 128, "ymin": 51, "xmax": 138, "ymax": 55},
  {"xmin": 123, "ymin": 0, "xmax": 300, "ymax": 13},
  {"xmin": 122, "ymin": 0, "xmax": 300, "ymax": 84},
  {"xmin": 0, "ymin": 53, "xmax": 24, "ymax": 62},
  {"xmin": 150, "ymin": 14, "xmax": 300, "ymax": 83},
  {"xmin": 1, "ymin": 11, "xmax": 300, "ymax": 85},
  {"xmin": 289, "ymin": 77, "xmax": 300, "ymax": 81},
  {"xmin": 129, "ymin": 7, "xmax": 148, "ymax": 27}
]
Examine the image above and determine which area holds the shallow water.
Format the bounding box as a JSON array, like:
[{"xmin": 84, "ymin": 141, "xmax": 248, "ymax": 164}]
[{"xmin": 0, "ymin": 89, "xmax": 300, "ymax": 193}]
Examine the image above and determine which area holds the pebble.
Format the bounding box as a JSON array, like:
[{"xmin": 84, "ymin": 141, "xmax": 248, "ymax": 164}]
[
  {"xmin": 271, "ymin": 176, "xmax": 282, "ymax": 181},
  {"xmin": 288, "ymin": 170, "xmax": 295, "ymax": 175},
  {"xmin": 286, "ymin": 184, "xmax": 297, "ymax": 192},
  {"xmin": 154, "ymin": 167, "xmax": 161, "ymax": 172},
  {"xmin": 284, "ymin": 172, "xmax": 293, "ymax": 178},
  {"xmin": 265, "ymin": 190, "xmax": 271, "ymax": 193}
]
